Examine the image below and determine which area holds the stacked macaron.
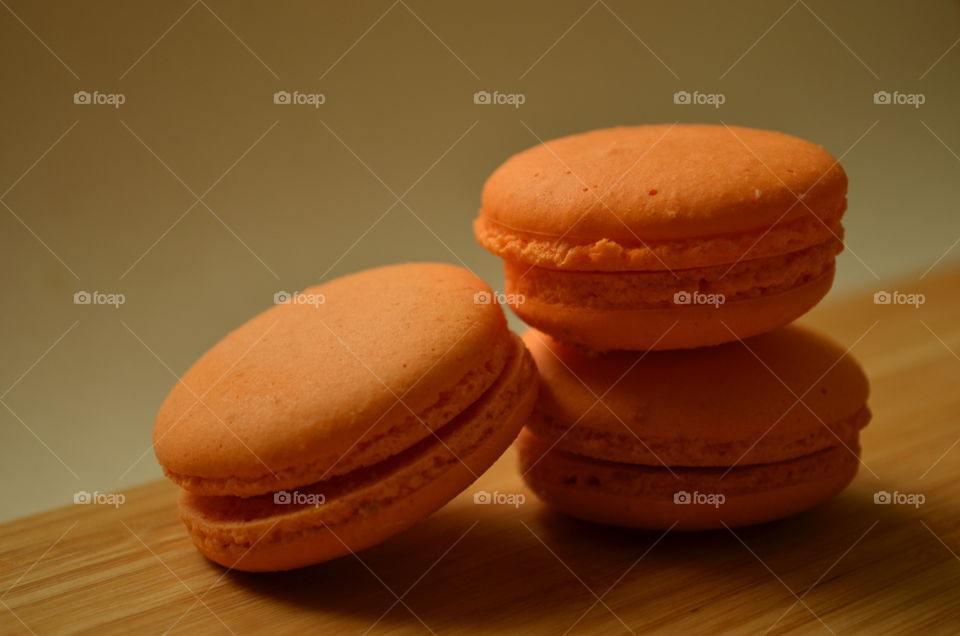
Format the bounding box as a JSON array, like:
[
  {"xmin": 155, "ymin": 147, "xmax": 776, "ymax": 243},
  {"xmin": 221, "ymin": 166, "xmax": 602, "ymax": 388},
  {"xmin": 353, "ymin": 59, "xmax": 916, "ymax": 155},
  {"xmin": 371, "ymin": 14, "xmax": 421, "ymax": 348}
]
[
  {"xmin": 475, "ymin": 125, "xmax": 870, "ymax": 529},
  {"xmin": 154, "ymin": 264, "xmax": 537, "ymax": 571},
  {"xmin": 516, "ymin": 328, "xmax": 869, "ymax": 529}
]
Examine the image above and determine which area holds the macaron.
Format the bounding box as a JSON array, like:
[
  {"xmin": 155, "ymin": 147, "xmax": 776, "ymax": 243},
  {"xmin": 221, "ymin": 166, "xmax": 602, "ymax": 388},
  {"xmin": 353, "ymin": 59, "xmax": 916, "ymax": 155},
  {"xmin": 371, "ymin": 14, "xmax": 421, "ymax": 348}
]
[
  {"xmin": 475, "ymin": 125, "xmax": 847, "ymax": 351},
  {"xmin": 516, "ymin": 326, "xmax": 870, "ymax": 529},
  {"xmin": 153, "ymin": 263, "xmax": 537, "ymax": 571}
]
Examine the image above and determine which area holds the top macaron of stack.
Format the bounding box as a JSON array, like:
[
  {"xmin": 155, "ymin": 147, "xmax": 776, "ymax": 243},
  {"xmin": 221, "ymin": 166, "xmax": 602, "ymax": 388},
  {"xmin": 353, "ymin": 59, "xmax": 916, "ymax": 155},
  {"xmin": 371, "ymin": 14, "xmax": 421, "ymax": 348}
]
[{"xmin": 474, "ymin": 124, "xmax": 846, "ymax": 351}]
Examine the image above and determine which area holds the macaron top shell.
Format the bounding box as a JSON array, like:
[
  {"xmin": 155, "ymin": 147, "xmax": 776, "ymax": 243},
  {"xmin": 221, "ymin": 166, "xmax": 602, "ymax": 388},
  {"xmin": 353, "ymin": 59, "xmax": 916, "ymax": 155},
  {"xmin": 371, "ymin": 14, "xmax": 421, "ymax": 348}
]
[
  {"xmin": 477, "ymin": 125, "xmax": 846, "ymax": 270},
  {"xmin": 154, "ymin": 263, "xmax": 511, "ymax": 496},
  {"xmin": 523, "ymin": 325, "xmax": 869, "ymax": 466}
]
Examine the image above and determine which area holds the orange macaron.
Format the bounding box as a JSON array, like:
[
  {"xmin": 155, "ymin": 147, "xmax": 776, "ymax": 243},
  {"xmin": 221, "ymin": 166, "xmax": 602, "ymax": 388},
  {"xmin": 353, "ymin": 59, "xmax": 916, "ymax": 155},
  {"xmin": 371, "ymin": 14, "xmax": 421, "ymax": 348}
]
[
  {"xmin": 153, "ymin": 263, "xmax": 537, "ymax": 571},
  {"xmin": 516, "ymin": 326, "xmax": 870, "ymax": 529},
  {"xmin": 475, "ymin": 125, "xmax": 847, "ymax": 351}
]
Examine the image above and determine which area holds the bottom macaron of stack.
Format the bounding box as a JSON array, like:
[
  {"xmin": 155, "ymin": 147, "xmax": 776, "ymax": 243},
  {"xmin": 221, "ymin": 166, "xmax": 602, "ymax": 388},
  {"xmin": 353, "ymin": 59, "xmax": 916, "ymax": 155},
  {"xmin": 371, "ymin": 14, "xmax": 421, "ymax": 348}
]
[{"xmin": 516, "ymin": 326, "xmax": 871, "ymax": 530}]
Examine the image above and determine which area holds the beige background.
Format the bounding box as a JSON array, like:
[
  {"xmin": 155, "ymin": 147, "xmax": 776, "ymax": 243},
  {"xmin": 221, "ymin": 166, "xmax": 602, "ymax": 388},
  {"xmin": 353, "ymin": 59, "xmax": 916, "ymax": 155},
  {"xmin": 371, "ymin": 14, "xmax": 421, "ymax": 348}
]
[{"xmin": 1, "ymin": 0, "xmax": 958, "ymax": 522}]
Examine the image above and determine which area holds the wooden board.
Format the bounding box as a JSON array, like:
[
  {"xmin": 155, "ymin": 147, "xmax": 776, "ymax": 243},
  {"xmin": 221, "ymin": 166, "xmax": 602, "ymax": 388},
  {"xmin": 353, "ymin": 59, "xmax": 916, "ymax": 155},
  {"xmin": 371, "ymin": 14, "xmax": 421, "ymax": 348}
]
[{"xmin": 3, "ymin": 269, "xmax": 960, "ymax": 635}]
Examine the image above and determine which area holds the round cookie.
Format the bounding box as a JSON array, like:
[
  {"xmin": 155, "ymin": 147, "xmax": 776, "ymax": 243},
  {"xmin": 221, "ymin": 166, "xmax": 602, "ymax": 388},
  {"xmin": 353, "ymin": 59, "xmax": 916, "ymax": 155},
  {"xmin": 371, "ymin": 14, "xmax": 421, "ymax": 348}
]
[
  {"xmin": 475, "ymin": 125, "xmax": 848, "ymax": 350},
  {"xmin": 517, "ymin": 327, "xmax": 870, "ymax": 530},
  {"xmin": 154, "ymin": 263, "xmax": 538, "ymax": 571}
]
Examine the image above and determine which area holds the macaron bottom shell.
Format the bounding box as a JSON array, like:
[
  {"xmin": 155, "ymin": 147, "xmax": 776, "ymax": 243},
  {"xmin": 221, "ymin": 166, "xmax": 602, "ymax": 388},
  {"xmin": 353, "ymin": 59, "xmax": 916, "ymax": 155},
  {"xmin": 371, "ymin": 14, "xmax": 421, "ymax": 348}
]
[
  {"xmin": 517, "ymin": 429, "xmax": 860, "ymax": 530},
  {"xmin": 506, "ymin": 265, "xmax": 835, "ymax": 351},
  {"xmin": 179, "ymin": 335, "xmax": 537, "ymax": 572}
]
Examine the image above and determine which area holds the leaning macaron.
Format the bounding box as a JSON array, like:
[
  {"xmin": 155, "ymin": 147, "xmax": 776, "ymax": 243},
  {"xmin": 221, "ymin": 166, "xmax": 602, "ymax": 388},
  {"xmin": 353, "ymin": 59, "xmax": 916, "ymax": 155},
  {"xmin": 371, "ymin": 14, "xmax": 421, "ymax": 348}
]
[
  {"xmin": 475, "ymin": 125, "xmax": 847, "ymax": 351},
  {"xmin": 154, "ymin": 263, "xmax": 537, "ymax": 571},
  {"xmin": 516, "ymin": 326, "xmax": 870, "ymax": 530}
]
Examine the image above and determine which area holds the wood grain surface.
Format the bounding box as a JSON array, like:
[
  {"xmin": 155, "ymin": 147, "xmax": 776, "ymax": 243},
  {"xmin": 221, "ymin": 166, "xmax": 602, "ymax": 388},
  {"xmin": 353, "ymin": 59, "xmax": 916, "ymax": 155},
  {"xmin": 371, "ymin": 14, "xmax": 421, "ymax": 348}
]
[{"xmin": 2, "ymin": 269, "xmax": 959, "ymax": 635}]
